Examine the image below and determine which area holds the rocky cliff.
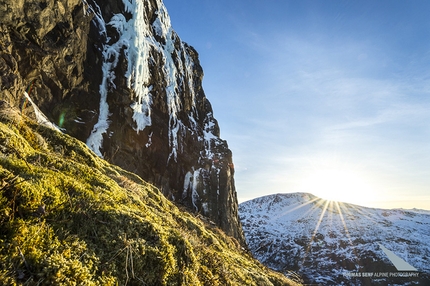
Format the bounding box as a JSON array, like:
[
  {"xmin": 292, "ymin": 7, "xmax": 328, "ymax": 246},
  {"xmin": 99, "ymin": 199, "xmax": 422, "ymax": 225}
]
[{"xmin": 0, "ymin": 0, "xmax": 244, "ymax": 243}]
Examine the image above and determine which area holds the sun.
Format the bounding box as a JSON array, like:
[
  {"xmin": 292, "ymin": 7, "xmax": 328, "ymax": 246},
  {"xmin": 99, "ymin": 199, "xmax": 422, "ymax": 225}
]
[{"xmin": 300, "ymin": 168, "xmax": 376, "ymax": 206}]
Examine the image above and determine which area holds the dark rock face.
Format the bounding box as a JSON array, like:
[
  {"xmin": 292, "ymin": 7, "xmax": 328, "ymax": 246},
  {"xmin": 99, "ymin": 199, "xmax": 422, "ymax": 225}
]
[
  {"xmin": 0, "ymin": 0, "xmax": 91, "ymax": 110},
  {"xmin": 0, "ymin": 0, "xmax": 244, "ymax": 244}
]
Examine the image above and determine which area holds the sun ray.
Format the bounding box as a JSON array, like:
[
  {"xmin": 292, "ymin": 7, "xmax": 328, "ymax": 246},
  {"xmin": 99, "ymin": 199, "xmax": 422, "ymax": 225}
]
[
  {"xmin": 273, "ymin": 196, "xmax": 322, "ymax": 220},
  {"xmin": 335, "ymin": 201, "xmax": 362, "ymax": 271},
  {"xmin": 301, "ymin": 198, "xmax": 330, "ymax": 267}
]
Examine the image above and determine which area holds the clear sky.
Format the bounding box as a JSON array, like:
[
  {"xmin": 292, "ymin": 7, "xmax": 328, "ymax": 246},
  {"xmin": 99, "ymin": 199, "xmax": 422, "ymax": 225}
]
[{"xmin": 163, "ymin": 0, "xmax": 430, "ymax": 210}]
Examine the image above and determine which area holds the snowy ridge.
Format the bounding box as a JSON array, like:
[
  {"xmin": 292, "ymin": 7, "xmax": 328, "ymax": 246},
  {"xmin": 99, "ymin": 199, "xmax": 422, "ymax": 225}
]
[{"xmin": 239, "ymin": 193, "xmax": 430, "ymax": 285}]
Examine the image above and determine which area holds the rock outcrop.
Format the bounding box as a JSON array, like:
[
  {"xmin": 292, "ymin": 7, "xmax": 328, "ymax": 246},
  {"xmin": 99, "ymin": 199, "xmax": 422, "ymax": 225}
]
[{"xmin": 0, "ymin": 0, "xmax": 244, "ymax": 244}]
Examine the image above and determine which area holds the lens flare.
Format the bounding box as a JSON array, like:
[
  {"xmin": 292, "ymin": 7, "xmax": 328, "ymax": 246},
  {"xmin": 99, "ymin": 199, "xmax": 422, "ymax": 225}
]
[{"xmin": 58, "ymin": 112, "xmax": 66, "ymax": 128}]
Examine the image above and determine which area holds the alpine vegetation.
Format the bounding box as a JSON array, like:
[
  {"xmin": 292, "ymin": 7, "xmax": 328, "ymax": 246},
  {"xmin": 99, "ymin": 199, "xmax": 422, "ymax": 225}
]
[{"xmin": 0, "ymin": 103, "xmax": 299, "ymax": 285}]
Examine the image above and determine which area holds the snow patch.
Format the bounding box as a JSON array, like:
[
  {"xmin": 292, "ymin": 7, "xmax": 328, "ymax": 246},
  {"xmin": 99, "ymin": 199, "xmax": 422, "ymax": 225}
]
[
  {"xmin": 202, "ymin": 202, "xmax": 209, "ymax": 214},
  {"xmin": 23, "ymin": 92, "xmax": 60, "ymax": 131},
  {"xmin": 201, "ymin": 113, "xmax": 218, "ymax": 159},
  {"xmin": 145, "ymin": 131, "xmax": 153, "ymax": 148}
]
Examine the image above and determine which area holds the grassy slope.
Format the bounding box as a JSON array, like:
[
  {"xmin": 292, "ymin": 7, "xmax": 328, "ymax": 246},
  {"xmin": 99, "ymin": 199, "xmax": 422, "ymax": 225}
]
[{"xmin": 0, "ymin": 105, "xmax": 300, "ymax": 286}]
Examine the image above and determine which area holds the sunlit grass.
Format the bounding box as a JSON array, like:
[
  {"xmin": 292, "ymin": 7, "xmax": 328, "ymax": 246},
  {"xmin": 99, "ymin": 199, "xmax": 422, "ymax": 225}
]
[{"xmin": 0, "ymin": 106, "xmax": 300, "ymax": 286}]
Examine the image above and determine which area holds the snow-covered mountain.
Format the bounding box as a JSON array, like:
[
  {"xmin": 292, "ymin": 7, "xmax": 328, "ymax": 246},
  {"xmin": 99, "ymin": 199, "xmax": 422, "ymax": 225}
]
[{"xmin": 239, "ymin": 193, "xmax": 430, "ymax": 285}]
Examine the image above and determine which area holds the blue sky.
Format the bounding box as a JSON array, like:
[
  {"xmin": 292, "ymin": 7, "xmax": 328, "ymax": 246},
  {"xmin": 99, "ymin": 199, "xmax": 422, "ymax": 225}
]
[{"xmin": 163, "ymin": 0, "xmax": 430, "ymax": 210}]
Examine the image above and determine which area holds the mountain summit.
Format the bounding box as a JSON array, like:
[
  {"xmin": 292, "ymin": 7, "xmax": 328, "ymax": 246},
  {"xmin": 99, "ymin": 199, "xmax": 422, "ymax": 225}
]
[
  {"xmin": 0, "ymin": 0, "xmax": 243, "ymax": 243},
  {"xmin": 239, "ymin": 193, "xmax": 430, "ymax": 285}
]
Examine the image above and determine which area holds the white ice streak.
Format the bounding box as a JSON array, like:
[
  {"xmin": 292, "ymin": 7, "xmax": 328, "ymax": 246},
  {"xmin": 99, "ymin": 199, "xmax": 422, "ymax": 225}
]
[
  {"xmin": 86, "ymin": 0, "xmax": 155, "ymax": 156},
  {"xmin": 23, "ymin": 92, "xmax": 61, "ymax": 131},
  {"xmin": 85, "ymin": 0, "xmax": 114, "ymax": 157},
  {"xmin": 150, "ymin": 3, "xmax": 208, "ymax": 162},
  {"xmin": 183, "ymin": 169, "xmax": 202, "ymax": 211},
  {"xmin": 82, "ymin": 0, "xmax": 106, "ymax": 36},
  {"xmin": 152, "ymin": 5, "xmax": 183, "ymax": 162},
  {"xmin": 86, "ymin": 56, "xmax": 112, "ymax": 157},
  {"xmin": 184, "ymin": 51, "xmax": 196, "ymax": 106},
  {"xmin": 202, "ymin": 113, "xmax": 218, "ymax": 159},
  {"xmin": 125, "ymin": 0, "xmax": 153, "ymax": 133},
  {"xmin": 145, "ymin": 131, "xmax": 153, "ymax": 148}
]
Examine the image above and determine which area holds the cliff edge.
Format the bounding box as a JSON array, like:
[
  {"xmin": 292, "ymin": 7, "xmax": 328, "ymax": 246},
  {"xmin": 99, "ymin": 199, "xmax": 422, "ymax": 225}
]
[{"xmin": 0, "ymin": 0, "xmax": 244, "ymax": 243}]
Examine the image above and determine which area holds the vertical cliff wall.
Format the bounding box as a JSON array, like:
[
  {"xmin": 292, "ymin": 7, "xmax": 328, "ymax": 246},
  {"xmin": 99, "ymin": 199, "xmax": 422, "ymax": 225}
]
[{"xmin": 0, "ymin": 0, "xmax": 244, "ymax": 244}]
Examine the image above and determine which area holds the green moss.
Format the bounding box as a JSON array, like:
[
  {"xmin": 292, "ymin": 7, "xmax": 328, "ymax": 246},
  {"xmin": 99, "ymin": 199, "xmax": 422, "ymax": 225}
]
[{"xmin": 0, "ymin": 110, "xmax": 300, "ymax": 285}]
